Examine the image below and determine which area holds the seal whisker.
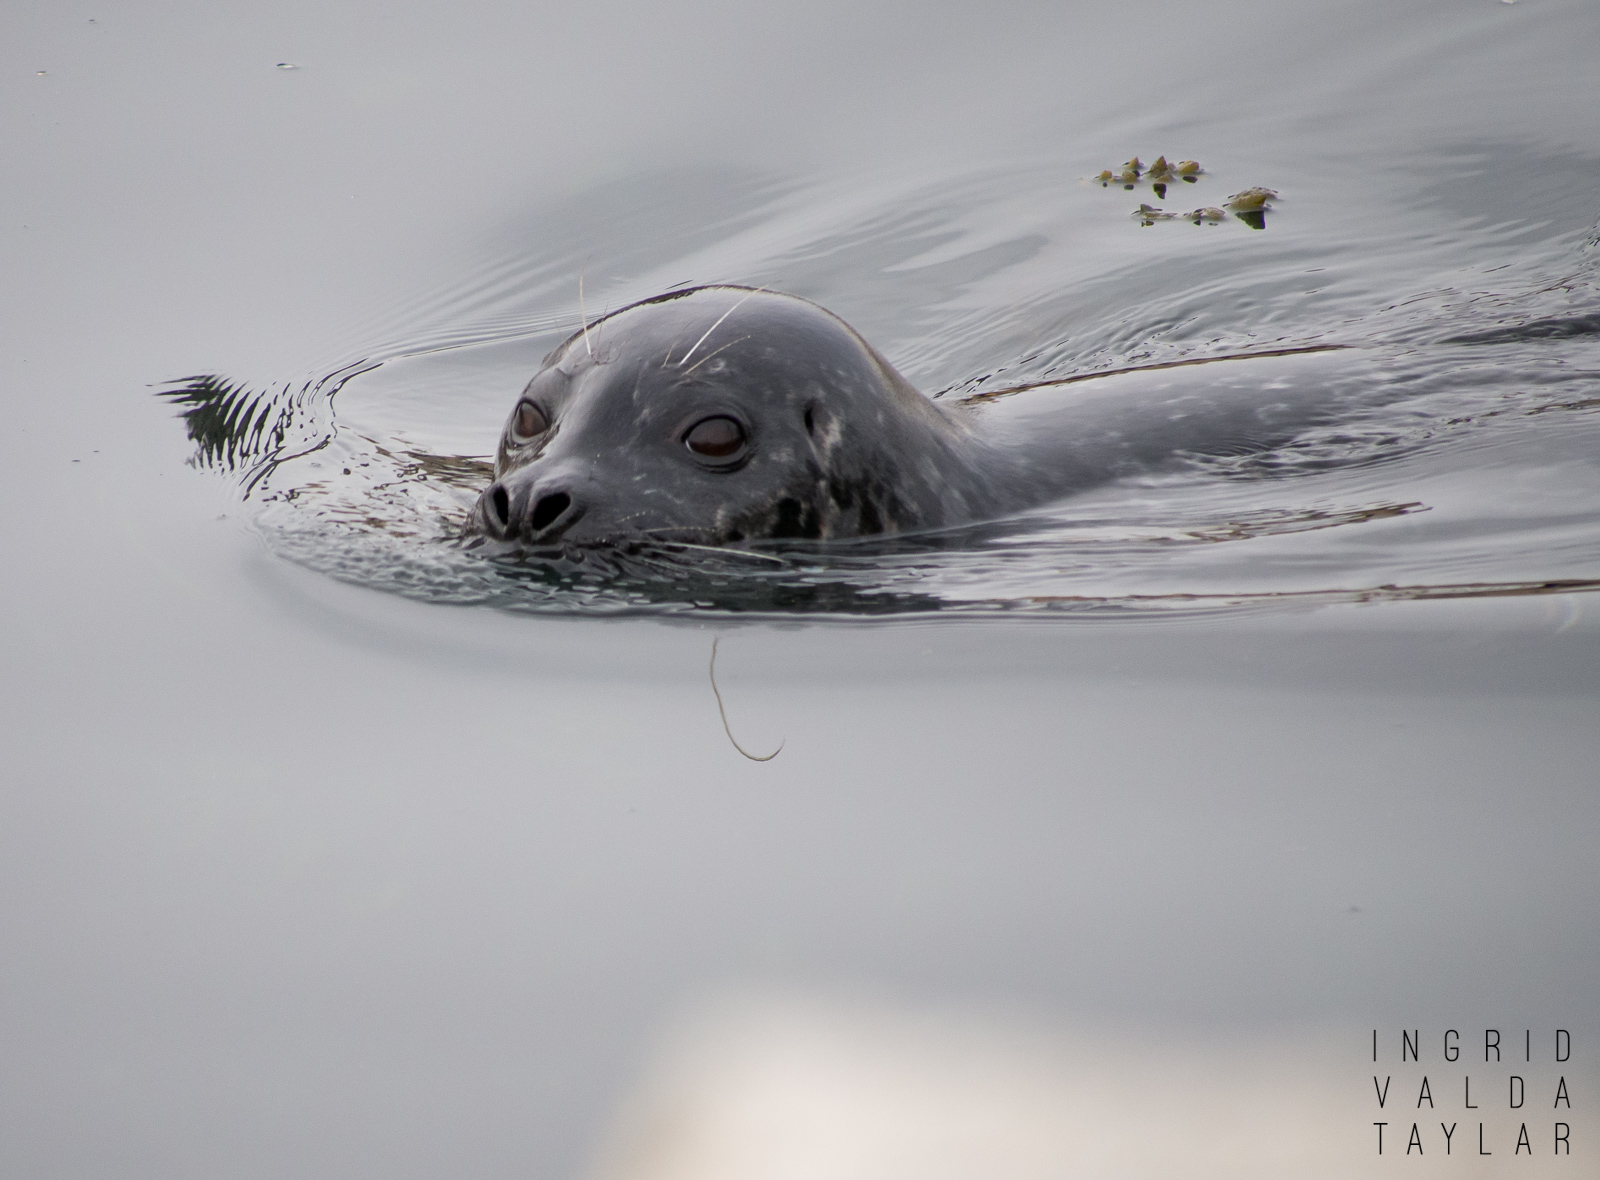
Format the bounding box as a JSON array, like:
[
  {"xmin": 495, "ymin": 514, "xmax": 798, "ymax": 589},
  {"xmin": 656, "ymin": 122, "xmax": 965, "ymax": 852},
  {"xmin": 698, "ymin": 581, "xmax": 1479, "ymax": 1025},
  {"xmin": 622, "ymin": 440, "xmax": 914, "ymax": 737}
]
[
  {"xmin": 676, "ymin": 289, "xmax": 762, "ymax": 368},
  {"xmin": 661, "ymin": 541, "xmax": 789, "ymax": 565},
  {"xmin": 709, "ymin": 637, "xmax": 784, "ymax": 762},
  {"xmin": 577, "ymin": 270, "xmax": 595, "ymax": 359},
  {"xmin": 679, "ymin": 336, "xmax": 751, "ymax": 377}
]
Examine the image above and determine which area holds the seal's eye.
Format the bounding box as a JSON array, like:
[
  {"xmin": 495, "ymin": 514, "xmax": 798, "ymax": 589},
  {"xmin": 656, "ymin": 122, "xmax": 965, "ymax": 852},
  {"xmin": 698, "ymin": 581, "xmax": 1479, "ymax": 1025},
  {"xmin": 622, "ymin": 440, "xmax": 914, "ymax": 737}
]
[
  {"xmin": 684, "ymin": 415, "xmax": 747, "ymax": 460},
  {"xmin": 511, "ymin": 400, "xmax": 548, "ymax": 442}
]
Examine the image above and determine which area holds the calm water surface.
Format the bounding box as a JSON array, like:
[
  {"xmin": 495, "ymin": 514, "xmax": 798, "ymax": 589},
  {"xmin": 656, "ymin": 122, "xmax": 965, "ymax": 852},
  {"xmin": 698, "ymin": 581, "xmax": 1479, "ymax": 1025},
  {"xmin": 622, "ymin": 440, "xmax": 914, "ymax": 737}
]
[
  {"xmin": 170, "ymin": 121, "xmax": 1600, "ymax": 616},
  {"xmin": 3, "ymin": 2, "xmax": 1597, "ymax": 1177}
]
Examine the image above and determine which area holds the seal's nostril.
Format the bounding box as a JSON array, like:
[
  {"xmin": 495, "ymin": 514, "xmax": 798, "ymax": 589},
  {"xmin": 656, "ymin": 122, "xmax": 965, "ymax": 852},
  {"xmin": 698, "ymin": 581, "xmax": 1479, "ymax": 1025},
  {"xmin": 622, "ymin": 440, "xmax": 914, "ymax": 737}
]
[
  {"xmin": 490, "ymin": 485, "xmax": 510, "ymax": 528},
  {"xmin": 530, "ymin": 491, "xmax": 571, "ymax": 532}
]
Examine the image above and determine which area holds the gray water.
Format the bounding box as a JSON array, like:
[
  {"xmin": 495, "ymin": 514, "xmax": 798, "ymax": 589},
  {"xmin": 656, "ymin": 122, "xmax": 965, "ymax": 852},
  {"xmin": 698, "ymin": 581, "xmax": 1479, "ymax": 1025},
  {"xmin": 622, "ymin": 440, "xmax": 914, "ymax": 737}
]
[{"xmin": 4, "ymin": 2, "xmax": 1598, "ymax": 1177}]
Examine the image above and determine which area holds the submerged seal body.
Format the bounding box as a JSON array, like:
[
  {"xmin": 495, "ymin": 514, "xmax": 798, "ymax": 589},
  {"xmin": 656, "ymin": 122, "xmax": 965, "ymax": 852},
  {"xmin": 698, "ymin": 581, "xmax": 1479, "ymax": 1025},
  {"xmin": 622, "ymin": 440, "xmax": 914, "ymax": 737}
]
[{"xmin": 474, "ymin": 286, "xmax": 1049, "ymax": 546}]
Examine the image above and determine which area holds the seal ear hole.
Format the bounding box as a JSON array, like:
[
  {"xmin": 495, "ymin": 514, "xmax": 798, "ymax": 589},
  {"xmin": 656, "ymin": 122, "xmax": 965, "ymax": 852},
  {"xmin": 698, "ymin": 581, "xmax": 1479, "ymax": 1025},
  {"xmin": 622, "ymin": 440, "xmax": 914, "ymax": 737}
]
[
  {"xmin": 803, "ymin": 406, "xmax": 816, "ymax": 436},
  {"xmin": 490, "ymin": 486, "xmax": 510, "ymax": 527},
  {"xmin": 530, "ymin": 491, "xmax": 571, "ymax": 532}
]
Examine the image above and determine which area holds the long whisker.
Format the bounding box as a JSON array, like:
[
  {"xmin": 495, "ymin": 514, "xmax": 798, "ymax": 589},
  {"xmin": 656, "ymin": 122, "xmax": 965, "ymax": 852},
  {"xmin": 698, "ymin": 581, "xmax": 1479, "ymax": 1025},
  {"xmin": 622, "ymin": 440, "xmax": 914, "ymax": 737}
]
[
  {"xmin": 578, "ymin": 270, "xmax": 594, "ymax": 359},
  {"xmin": 676, "ymin": 288, "xmax": 762, "ymax": 368},
  {"xmin": 679, "ymin": 336, "xmax": 751, "ymax": 377},
  {"xmin": 658, "ymin": 541, "xmax": 789, "ymax": 564}
]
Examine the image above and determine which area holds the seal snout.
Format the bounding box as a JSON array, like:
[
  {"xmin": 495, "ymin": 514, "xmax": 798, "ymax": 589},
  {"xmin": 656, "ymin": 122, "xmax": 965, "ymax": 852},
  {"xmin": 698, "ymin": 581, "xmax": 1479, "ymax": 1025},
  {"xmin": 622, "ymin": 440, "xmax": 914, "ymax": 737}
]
[{"xmin": 479, "ymin": 478, "xmax": 582, "ymax": 542}]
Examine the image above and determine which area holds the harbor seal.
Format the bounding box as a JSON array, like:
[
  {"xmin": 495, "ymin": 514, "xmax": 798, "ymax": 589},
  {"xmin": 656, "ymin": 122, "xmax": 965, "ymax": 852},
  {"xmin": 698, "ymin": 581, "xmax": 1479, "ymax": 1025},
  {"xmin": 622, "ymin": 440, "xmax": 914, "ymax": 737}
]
[
  {"xmin": 472, "ymin": 284, "xmax": 1346, "ymax": 547},
  {"xmin": 474, "ymin": 286, "xmax": 1048, "ymax": 546}
]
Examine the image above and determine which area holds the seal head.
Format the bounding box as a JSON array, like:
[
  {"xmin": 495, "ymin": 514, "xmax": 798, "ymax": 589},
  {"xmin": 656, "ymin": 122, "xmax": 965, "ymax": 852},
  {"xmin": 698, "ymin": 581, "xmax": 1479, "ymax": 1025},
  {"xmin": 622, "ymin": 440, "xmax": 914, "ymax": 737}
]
[{"xmin": 474, "ymin": 286, "xmax": 1015, "ymax": 546}]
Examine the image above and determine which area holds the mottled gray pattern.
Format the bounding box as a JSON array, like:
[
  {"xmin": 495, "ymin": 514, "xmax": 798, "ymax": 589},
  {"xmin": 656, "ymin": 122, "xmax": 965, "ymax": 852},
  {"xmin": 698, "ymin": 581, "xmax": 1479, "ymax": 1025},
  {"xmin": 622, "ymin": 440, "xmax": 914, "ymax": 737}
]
[
  {"xmin": 474, "ymin": 287, "xmax": 1020, "ymax": 545},
  {"xmin": 471, "ymin": 287, "xmax": 1369, "ymax": 549}
]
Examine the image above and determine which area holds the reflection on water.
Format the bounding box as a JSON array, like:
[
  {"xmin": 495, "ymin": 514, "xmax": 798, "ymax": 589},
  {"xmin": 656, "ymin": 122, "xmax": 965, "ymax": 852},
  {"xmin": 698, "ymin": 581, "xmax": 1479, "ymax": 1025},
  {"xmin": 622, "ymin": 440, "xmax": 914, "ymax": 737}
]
[
  {"xmin": 160, "ymin": 142, "xmax": 1600, "ymax": 617},
  {"xmin": 1100, "ymin": 159, "xmax": 1279, "ymax": 229},
  {"xmin": 160, "ymin": 364, "xmax": 373, "ymax": 494},
  {"xmin": 583, "ymin": 992, "xmax": 1594, "ymax": 1180}
]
